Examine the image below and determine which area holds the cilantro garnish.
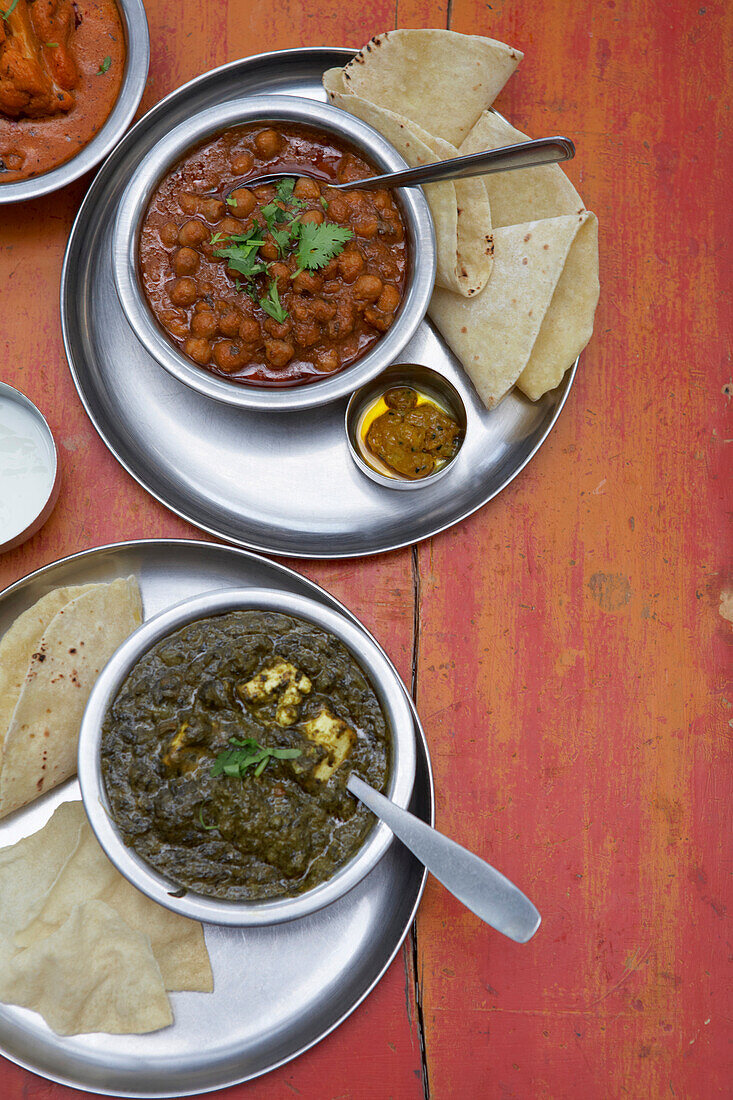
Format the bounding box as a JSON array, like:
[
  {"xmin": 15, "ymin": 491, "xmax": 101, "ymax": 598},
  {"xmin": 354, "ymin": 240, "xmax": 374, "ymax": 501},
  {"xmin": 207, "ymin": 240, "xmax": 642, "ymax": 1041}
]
[
  {"xmin": 275, "ymin": 177, "xmax": 296, "ymax": 202},
  {"xmin": 260, "ymin": 202, "xmax": 290, "ymax": 230},
  {"xmin": 213, "ymin": 225, "xmax": 267, "ymax": 279},
  {"xmin": 0, "ymin": 0, "xmax": 20, "ymax": 20},
  {"xmin": 259, "ymin": 279, "xmax": 289, "ymax": 324},
  {"xmin": 274, "ymin": 178, "xmax": 305, "ymax": 208},
  {"xmin": 97, "ymin": 56, "xmax": 111, "ymax": 75},
  {"xmin": 210, "ymin": 178, "xmax": 353, "ymax": 324},
  {"xmin": 197, "ymin": 806, "xmax": 218, "ymax": 831},
  {"xmin": 211, "ymin": 737, "xmax": 301, "ymax": 779},
  {"xmin": 295, "ymin": 222, "xmax": 353, "ymax": 273}
]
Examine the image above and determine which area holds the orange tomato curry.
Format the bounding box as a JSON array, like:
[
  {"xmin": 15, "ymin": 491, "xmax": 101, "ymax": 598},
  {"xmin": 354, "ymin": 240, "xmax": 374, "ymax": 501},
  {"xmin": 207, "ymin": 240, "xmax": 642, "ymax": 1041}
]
[{"xmin": 0, "ymin": 0, "xmax": 125, "ymax": 182}]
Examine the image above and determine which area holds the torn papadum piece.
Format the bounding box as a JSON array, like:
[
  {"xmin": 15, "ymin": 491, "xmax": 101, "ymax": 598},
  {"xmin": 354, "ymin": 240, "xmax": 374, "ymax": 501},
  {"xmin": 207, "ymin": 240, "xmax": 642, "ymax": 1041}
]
[
  {"xmin": 429, "ymin": 212, "xmax": 599, "ymax": 408},
  {"xmin": 324, "ymin": 67, "xmax": 493, "ymax": 297},
  {"xmin": 341, "ymin": 29, "xmax": 523, "ymax": 146},
  {"xmin": 0, "ymin": 899, "xmax": 173, "ymax": 1036},
  {"xmin": 459, "ymin": 110, "xmax": 585, "ymax": 227},
  {"xmin": 0, "ymin": 798, "xmax": 85, "ymax": 939},
  {"xmin": 15, "ymin": 804, "xmax": 213, "ymax": 994},
  {"xmin": 0, "ymin": 577, "xmax": 142, "ymax": 820},
  {"xmin": 0, "ymin": 801, "xmax": 212, "ymax": 1035}
]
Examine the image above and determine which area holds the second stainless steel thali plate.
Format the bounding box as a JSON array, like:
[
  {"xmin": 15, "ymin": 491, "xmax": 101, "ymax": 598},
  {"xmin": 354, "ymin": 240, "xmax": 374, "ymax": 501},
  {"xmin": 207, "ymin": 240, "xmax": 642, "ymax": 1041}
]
[
  {"xmin": 0, "ymin": 539, "xmax": 433, "ymax": 1096},
  {"xmin": 62, "ymin": 48, "xmax": 576, "ymax": 559}
]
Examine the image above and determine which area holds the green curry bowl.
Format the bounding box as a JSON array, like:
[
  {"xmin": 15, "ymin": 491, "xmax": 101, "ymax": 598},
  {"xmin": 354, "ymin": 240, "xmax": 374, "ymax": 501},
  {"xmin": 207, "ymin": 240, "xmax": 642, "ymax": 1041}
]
[{"xmin": 78, "ymin": 587, "xmax": 416, "ymax": 926}]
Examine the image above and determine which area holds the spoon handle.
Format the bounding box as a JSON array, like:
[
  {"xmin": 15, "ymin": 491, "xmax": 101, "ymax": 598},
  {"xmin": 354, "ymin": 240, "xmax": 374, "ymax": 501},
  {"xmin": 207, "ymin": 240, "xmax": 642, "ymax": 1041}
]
[
  {"xmin": 334, "ymin": 136, "xmax": 575, "ymax": 192},
  {"xmin": 347, "ymin": 774, "xmax": 541, "ymax": 943}
]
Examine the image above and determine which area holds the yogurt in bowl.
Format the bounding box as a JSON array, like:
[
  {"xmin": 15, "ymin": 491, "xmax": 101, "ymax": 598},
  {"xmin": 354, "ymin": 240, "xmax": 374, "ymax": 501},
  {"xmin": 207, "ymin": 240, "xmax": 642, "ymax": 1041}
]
[{"xmin": 0, "ymin": 382, "xmax": 59, "ymax": 552}]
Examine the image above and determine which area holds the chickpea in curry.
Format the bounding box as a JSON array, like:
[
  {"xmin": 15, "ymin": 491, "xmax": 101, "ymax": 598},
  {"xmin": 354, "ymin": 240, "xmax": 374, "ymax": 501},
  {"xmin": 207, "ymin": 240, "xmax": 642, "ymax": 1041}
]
[
  {"xmin": 138, "ymin": 124, "xmax": 409, "ymax": 387},
  {"xmin": 0, "ymin": 0, "xmax": 125, "ymax": 182}
]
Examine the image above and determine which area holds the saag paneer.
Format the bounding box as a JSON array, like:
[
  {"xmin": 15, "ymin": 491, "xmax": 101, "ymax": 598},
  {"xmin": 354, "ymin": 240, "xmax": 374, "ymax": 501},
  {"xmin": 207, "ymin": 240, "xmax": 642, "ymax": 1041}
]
[{"xmin": 101, "ymin": 611, "xmax": 390, "ymax": 902}]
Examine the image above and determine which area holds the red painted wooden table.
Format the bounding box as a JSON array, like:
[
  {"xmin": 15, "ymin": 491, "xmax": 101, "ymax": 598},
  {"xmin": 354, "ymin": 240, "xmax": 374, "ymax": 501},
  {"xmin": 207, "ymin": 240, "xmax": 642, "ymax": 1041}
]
[{"xmin": 0, "ymin": 1, "xmax": 730, "ymax": 1096}]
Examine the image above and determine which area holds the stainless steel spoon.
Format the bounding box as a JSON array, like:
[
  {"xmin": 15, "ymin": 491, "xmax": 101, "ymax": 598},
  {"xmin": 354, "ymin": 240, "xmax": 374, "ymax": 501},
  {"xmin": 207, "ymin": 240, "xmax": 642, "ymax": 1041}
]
[
  {"xmin": 347, "ymin": 773, "xmax": 541, "ymax": 943},
  {"xmin": 242, "ymin": 136, "xmax": 574, "ymax": 194}
]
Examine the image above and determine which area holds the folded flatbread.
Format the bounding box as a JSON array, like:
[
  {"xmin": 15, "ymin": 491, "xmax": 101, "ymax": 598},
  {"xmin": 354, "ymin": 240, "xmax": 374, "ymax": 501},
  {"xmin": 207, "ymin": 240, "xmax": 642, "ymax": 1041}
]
[
  {"xmin": 429, "ymin": 212, "xmax": 600, "ymax": 407},
  {"xmin": 341, "ymin": 29, "xmax": 523, "ymax": 146},
  {"xmin": 323, "ymin": 67, "xmax": 493, "ymax": 297},
  {"xmin": 0, "ymin": 577, "xmax": 143, "ymax": 819},
  {"xmin": 458, "ymin": 110, "xmax": 585, "ymax": 227}
]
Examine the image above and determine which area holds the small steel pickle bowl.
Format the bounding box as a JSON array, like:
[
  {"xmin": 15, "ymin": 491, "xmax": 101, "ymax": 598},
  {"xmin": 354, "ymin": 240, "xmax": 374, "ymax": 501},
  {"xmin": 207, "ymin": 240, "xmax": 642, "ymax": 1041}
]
[
  {"xmin": 345, "ymin": 363, "xmax": 467, "ymax": 490},
  {"xmin": 78, "ymin": 587, "xmax": 417, "ymax": 926},
  {"xmin": 111, "ymin": 94, "xmax": 436, "ymax": 412},
  {"xmin": 0, "ymin": 0, "xmax": 149, "ymax": 205}
]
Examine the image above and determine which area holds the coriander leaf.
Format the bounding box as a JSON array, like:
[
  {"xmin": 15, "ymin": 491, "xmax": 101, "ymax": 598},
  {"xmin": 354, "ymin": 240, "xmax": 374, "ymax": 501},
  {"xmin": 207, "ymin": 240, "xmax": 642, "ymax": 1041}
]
[
  {"xmin": 319, "ymin": 196, "xmax": 329, "ymax": 211},
  {"xmin": 214, "ymin": 227, "xmax": 267, "ymax": 278},
  {"xmin": 259, "ymin": 279, "xmax": 288, "ymax": 323},
  {"xmin": 45, "ymin": 42, "xmax": 59, "ymax": 47},
  {"xmin": 215, "ymin": 247, "xmax": 266, "ymax": 279},
  {"xmin": 198, "ymin": 806, "xmax": 218, "ymax": 831},
  {"xmin": 211, "ymin": 737, "xmax": 301, "ymax": 780},
  {"xmin": 271, "ymin": 224, "xmax": 296, "ymax": 258},
  {"xmin": 260, "ymin": 202, "xmax": 290, "ymax": 229},
  {"xmin": 275, "ymin": 177, "xmax": 296, "ymax": 203},
  {"xmin": 295, "ymin": 222, "xmax": 353, "ymax": 272},
  {"xmin": 0, "ymin": 0, "xmax": 20, "ymax": 20},
  {"xmin": 213, "ymin": 226, "xmax": 264, "ymax": 247},
  {"xmin": 97, "ymin": 56, "xmax": 111, "ymax": 75}
]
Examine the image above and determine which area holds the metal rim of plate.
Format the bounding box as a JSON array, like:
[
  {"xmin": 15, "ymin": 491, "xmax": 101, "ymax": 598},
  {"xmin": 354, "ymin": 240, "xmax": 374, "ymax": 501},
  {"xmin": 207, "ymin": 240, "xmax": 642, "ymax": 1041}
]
[
  {"xmin": 61, "ymin": 48, "xmax": 577, "ymax": 559},
  {"xmin": 0, "ymin": 539, "xmax": 434, "ymax": 1097}
]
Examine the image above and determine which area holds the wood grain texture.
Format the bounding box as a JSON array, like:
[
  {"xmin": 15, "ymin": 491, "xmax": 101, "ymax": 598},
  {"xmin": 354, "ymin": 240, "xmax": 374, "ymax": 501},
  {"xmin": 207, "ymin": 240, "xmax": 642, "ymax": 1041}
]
[
  {"xmin": 0, "ymin": 0, "xmax": 730, "ymax": 1097},
  {"xmin": 415, "ymin": 0, "xmax": 732, "ymax": 1096}
]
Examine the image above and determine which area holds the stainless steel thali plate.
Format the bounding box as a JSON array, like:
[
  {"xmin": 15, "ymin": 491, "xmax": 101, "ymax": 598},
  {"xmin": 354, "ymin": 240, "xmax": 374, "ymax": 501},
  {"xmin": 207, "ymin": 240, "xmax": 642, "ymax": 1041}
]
[
  {"xmin": 61, "ymin": 49, "xmax": 576, "ymax": 558},
  {"xmin": 0, "ymin": 540, "xmax": 433, "ymax": 1096}
]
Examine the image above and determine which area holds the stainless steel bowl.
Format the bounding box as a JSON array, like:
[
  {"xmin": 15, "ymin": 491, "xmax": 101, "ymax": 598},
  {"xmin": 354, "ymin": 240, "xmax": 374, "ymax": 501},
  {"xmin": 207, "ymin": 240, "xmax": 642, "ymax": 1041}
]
[
  {"xmin": 0, "ymin": 0, "xmax": 149, "ymax": 205},
  {"xmin": 78, "ymin": 586, "xmax": 417, "ymax": 926},
  {"xmin": 111, "ymin": 94, "xmax": 436, "ymax": 411},
  {"xmin": 345, "ymin": 363, "xmax": 467, "ymax": 490},
  {"xmin": 0, "ymin": 381, "xmax": 60, "ymax": 550}
]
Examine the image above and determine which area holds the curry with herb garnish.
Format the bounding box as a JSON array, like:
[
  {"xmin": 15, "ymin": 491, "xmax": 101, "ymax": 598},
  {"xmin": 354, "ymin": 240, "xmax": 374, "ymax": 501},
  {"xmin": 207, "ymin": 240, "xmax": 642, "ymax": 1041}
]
[
  {"xmin": 138, "ymin": 123, "xmax": 409, "ymax": 386},
  {"xmin": 101, "ymin": 610, "xmax": 390, "ymax": 901},
  {"xmin": 0, "ymin": 0, "xmax": 125, "ymax": 182}
]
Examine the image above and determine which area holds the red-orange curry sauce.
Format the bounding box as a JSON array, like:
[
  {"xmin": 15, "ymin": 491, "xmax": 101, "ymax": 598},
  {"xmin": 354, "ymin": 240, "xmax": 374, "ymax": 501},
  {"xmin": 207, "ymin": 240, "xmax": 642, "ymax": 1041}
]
[
  {"xmin": 138, "ymin": 124, "xmax": 409, "ymax": 388},
  {"xmin": 0, "ymin": 0, "xmax": 125, "ymax": 183}
]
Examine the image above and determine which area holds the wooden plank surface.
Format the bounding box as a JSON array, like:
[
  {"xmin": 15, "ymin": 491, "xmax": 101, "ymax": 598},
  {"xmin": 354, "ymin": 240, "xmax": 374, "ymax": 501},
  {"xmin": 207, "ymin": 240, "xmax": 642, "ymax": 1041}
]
[{"xmin": 0, "ymin": 0, "xmax": 730, "ymax": 1097}]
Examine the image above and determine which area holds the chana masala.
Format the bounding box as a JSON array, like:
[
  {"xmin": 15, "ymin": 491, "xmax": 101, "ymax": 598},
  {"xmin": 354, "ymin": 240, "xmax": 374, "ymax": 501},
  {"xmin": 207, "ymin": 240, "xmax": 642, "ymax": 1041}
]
[
  {"xmin": 138, "ymin": 123, "xmax": 409, "ymax": 387},
  {"xmin": 0, "ymin": 0, "xmax": 125, "ymax": 183}
]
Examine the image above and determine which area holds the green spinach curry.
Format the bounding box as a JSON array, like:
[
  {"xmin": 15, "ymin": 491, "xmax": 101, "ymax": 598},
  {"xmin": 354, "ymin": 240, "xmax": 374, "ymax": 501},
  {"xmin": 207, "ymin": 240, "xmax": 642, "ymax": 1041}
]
[{"xmin": 101, "ymin": 611, "xmax": 390, "ymax": 901}]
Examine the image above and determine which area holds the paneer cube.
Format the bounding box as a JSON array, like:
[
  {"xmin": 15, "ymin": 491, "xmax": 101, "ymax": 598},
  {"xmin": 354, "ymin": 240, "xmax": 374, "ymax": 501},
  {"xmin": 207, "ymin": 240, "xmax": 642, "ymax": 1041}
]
[
  {"xmin": 162, "ymin": 721, "xmax": 188, "ymax": 768},
  {"xmin": 238, "ymin": 659, "xmax": 312, "ymax": 727},
  {"xmin": 302, "ymin": 707, "xmax": 355, "ymax": 782}
]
